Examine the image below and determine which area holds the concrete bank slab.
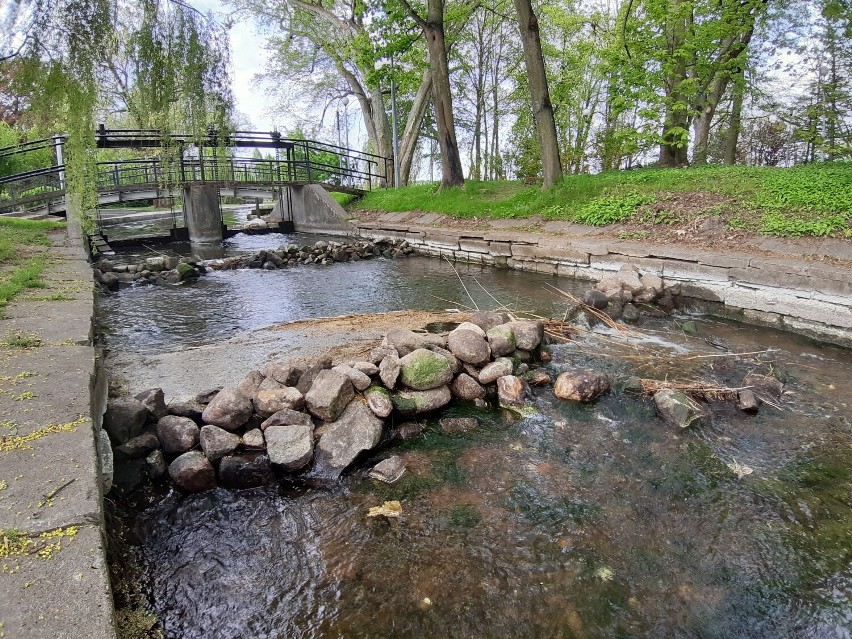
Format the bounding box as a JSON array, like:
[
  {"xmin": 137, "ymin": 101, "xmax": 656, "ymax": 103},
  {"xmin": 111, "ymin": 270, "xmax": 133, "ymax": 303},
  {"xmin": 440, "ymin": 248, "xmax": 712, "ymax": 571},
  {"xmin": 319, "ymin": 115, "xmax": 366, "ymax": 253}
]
[
  {"xmin": 353, "ymin": 222, "xmax": 852, "ymax": 347},
  {"xmin": 0, "ymin": 235, "xmax": 115, "ymax": 639}
]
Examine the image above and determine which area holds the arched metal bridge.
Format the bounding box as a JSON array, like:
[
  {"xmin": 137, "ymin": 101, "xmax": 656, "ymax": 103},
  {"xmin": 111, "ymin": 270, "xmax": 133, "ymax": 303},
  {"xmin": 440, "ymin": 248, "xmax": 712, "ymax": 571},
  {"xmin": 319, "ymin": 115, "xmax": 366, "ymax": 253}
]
[{"xmin": 0, "ymin": 128, "xmax": 389, "ymax": 232}]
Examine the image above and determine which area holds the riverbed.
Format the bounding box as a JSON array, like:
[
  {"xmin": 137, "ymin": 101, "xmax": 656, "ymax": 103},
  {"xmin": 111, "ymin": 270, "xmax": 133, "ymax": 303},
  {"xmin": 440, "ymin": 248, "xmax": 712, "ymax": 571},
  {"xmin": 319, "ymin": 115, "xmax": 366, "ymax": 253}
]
[{"xmin": 100, "ymin": 229, "xmax": 852, "ymax": 638}]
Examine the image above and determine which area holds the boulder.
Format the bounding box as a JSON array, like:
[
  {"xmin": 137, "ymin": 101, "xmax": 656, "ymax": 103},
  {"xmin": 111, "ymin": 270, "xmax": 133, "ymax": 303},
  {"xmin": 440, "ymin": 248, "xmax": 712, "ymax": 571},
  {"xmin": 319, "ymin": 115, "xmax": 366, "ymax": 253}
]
[
  {"xmin": 265, "ymin": 424, "xmax": 314, "ymax": 471},
  {"xmin": 379, "ymin": 353, "xmax": 401, "ymax": 389},
  {"xmin": 261, "ymin": 408, "xmax": 313, "ymax": 430},
  {"xmin": 305, "ymin": 369, "xmax": 355, "ymax": 421},
  {"xmin": 368, "ymin": 456, "xmax": 406, "ymax": 483},
  {"xmin": 103, "ymin": 397, "xmax": 148, "ymax": 444},
  {"xmin": 114, "ymin": 431, "xmax": 160, "ymax": 460},
  {"xmin": 370, "ymin": 345, "xmax": 399, "ymax": 365},
  {"xmin": 439, "ymin": 417, "xmax": 479, "ymax": 434},
  {"xmin": 166, "ymin": 399, "xmax": 204, "ymax": 420},
  {"xmin": 453, "ymin": 321, "xmax": 486, "ymax": 338},
  {"xmin": 365, "ymin": 386, "xmax": 393, "ymax": 418},
  {"xmin": 168, "ymin": 451, "xmax": 216, "ymax": 492},
  {"xmin": 497, "ymin": 376, "xmax": 526, "ymax": 408},
  {"xmin": 219, "ymin": 453, "xmax": 272, "ymax": 489},
  {"xmin": 145, "ymin": 449, "xmax": 168, "ymax": 480},
  {"xmin": 156, "ymin": 415, "xmax": 200, "ymax": 454},
  {"xmin": 450, "ymin": 373, "xmax": 486, "ymax": 401},
  {"xmin": 391, "ymin": 386, "xmax": 452, "ymax": 416},
  {"xmin": 470, "ymin": 310, "xmax": 511, "ymax": 332},
  {"xmin": 583, "ymin": 289, "xmax": 610, "ymax": 310},
  {"xmin": 134, "ymin": 388, "xmax": 168, "ymax": 420},
  {"xmin": 479, "ymin": 358, "xmax": 514, "ymax": 385},
  {"xmin": 622, "ymin": 303, "xmax": 640, "ymax": 323},
  {"xmin": 255, "ymin": 377, "xmax": 283, "ymax": 394},
  {"xmin": 399, "ymin": 348, "xmax": 453, "ymax": 391},
  {"xmin": 253, "ymin": 387, "xmax": 305, "ymax": 418},
  {"xmin": 508, "ymin": 320, "xmax": 544, "ymax": 351},
  {"xmin": 313, "ymin": 400, "xmax": 384, "ymax": 478},
  {"xmin": 334, "ymin": 365, "xmax": 372, "ymax": 391},
  {"xmin": 653, "ymin": 389, "xmax": 711, "ymax": 429},
  {"xmin": 384, "ymin": 327, "xmax": 431, "ymax": 356},
  {"xmin": 195, "ymin": 387, "xmax": 223, "ymax": 404},
  {"xmin": 199, "ymin": 425, "xmax": 241, "ymax": 461},
  {"xmin": 351, "ymin": 361, "xmax": 379, "ymax": 376},
  {"xmin": 428, "ymin": 345, "xmax": 461, "ymax": 374},
  {"xmin": 553, "ymin": 370, "xmax": 611, "ymax": 402},
  {"xmin": 295, "ymin": 358, "xmax": 333, "ymax": 395},
  {"xmin": 447, "ymin": 329, "xmax": 491, "ymax": 366},
  {"xmin": 243, "ymin": 428, "xmax": 265, "ymax": 449},
  {"xmin": 201, "ymin": 388, "xmax": 253, "ymax": 431},
  {"xmin": 486, "ymin": 324, "xmax": 516, "ymax": 357},
  {"xmin": 262, "ymin": 361, "xmax": 304, "ymax": 386},
  {"xmin": 237, "ymin": 370, "xmax": 265, "ymax": 398}
]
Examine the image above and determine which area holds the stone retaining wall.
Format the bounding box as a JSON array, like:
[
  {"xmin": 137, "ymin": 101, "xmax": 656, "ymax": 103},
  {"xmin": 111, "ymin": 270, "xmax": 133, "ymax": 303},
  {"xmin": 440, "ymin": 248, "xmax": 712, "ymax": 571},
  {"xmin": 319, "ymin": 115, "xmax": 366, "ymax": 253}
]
[{"xmin": 353, "ymin": 222, "xmax": 852, "ymax": 348}]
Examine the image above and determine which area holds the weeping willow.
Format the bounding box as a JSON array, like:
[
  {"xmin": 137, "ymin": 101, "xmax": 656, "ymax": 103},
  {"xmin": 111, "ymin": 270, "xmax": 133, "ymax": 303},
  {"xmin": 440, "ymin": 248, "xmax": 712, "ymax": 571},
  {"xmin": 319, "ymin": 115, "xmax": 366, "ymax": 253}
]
[{"xmin": 4, "ymin": 0, "xmax": 233, "ymax": 233}]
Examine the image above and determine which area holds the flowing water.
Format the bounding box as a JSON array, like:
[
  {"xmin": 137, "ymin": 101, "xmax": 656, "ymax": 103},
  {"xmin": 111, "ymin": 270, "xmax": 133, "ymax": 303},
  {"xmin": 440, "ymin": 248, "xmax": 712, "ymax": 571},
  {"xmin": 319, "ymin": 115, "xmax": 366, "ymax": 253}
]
[{"xmin": 101, "ymin": 230, "xmax": 852, "ymax": 639}]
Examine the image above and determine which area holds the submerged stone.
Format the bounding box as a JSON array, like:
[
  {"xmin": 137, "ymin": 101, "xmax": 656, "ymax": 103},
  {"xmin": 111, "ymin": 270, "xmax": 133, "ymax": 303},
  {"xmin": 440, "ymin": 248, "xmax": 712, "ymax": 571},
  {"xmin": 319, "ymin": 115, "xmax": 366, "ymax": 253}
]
[
  {"xmin": 653, "ymin": 389, "xmax": 711, "ymax": 429},
  {"xmin": 553, "ymin": 370, "xmax": 611, "ymax": 402},
  {"xmin": 369, "ymin": 456, "xmax": 406, "ymax": 484},
  {"xmin": 219, "ymin": 453, "xmax": 272, "ymax": 489}
]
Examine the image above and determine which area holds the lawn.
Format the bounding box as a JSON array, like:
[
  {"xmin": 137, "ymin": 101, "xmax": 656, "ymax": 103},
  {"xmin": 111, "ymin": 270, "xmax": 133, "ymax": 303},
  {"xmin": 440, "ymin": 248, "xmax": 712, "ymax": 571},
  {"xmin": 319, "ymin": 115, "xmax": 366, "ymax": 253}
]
[{"xmin": 0, "ymin": 218, "xmax": 66, "ymax": 308}]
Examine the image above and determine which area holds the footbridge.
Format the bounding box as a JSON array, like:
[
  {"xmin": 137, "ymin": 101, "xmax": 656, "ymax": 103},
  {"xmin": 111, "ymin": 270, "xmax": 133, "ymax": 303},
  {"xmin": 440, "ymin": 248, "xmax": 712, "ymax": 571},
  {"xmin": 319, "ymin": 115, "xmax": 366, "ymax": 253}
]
[{"xmin": 0, "ymin": 128, "xmax": 389, "ymax": 244}]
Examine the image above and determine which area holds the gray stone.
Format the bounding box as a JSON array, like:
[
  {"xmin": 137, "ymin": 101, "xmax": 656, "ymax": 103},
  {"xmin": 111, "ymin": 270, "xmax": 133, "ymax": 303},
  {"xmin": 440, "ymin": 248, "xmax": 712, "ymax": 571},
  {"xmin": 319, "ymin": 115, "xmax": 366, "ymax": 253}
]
[
  {"xmin": 334, "ymin": 364, "xmax": 373, "ymax": 391},
  {"xmin": 450, "ymin": 373, "xmax": 486, "ymax": 401},
  {"xmin": 379, "ymin": 353, "xmax": 402, "ymax": 389},
  {"xmin": 486, "ymin": 324, "xmax": 516, "ymax": 357},
  {"xmin": 237, "ymin": 370, "xmax": 265, "ymax": 397},
  {"xmin": 262, "ymin": 360, "xmax": 304, "ymax": 386},
  {"xmin": 265, "ymin": 424, "xmax": 314, "ymax": 471},
  {"xmin": 169, "ymin": 451, "xmax": 217, "ymax": 492},
  {"xmin": 384, "ymin": 327, "xmax": 431, "ymax": 356},
  {"xmin": 306, "ymin": 369, "xmax": 355, "ymax": 421},
  {"xmin": 398, "ymin": 348, "xmax": 453, "ymax": 391},
  {"xmin": 351, "ymin": 361, "xmax": 379, "ymax": 376},
  {"xmin": 314, "ymin": 400, "xmax": 384, "ymax": 478},
  {"xmin": 391, "ymin": 421, "xmax": 425, "ymax": 440},
  {"xmin": 201, "ymin": 387, "xmax": 253, "ymax": 430},
  {"xmin": 737, "ymin": 389, "xmax": 761, "ymax": 413},
  {"xmin": 653, "ymin": 389, "xmax": 712, "ymax": 429},
  {"xmin": 167, "ymin": 399, "xmax": 204, "ymax": 420},
  {"xmin": 243, "ymin": 428, "xmax": 265, "ymax": 449},
  {"xmin": 743, "ymin": 373, "xmax": 784, "ymax": 398},
  {"xmin": 622, "ymin": 303, "xmax": 641, "ymax": 323},
  {"xmin": 296, "ymin": 359, "xmax": 333, "ymax": 395},
  {"xmin": 368, "ymin": 456, "xmax": 407, "ymax": 483},
  {"xmin": 497, "ymin": 375, "xmax": 526, "ymax": 408},
  {"xmin": 114, "ymin": 431, "xmax": 160, "ymax": 460},
  {"xmin": 255, "ymin": 377, "xmax": 284, "ymax": 394},
  {"xmin": 146, "ymin": 448, "xmax": 168, "ymax": 479},
  {"xmin": 479, "ymin": 358, "xmax": 514, "ymax": 385},
  {"xmin": 199, "ymin": 425, "xmax": 241, "ymax": 461},
  {"xmin": 508, "ymin": 320, "xmax": 544, "ymax": 351},
  {"xmin": 134, "ymin": 388, "xmax": 168, "ymax": 420},
  {"xmin": 365, "ymin": 385, "xmax": 393, "ymax": 418},
  {"xmin": 524, "ymin": 369, "xmax": 552, "ymax": 387},
  {"xmin": 195, "ymin": 387, "xmax": 223, "ymax": 404},
  {"xmin": 219, "ymin": 453, "xmax": 272, "ymax": 489},
  {"xmin": 156, "ymin": 415, "xmax": 200, "ymax": 454},
  {"xmin": 253, "ymin": 387, "xmax": 305, "ymax": 418},
  {"xmin": 103, "ymin": 397, "xmax": 148, "ymax": 445},
  {"xmin": 583, "ymin": 289, "xmax": 610, "ymax": 310},
  {"xmin": 454, "ymin": 321, "xmax": 487, "ymax": 337},
  {"xmin": 470, "ymin": 310, "xmax": 511, "ymax": 331},
  {"xmin": 439, "ymin": 417, "xmax": 479, "ymax": 433},
  {"xmin": 261, "ymin": 408, "xmax": 313, "ymax": 430},
  {"xmin": 370, "ymin": 345, "xmax": 399, "ymax": 365},
  {"xmin": 392, "ymin": 385, "xmax": 453, "ymax": 416},
  {"xmin": 447, "ymin": 329, "xmax": 491, "ymax": 366},
  {"xmin": 554, "ymin": 370, "xmax": 611, "ymax": 402}
]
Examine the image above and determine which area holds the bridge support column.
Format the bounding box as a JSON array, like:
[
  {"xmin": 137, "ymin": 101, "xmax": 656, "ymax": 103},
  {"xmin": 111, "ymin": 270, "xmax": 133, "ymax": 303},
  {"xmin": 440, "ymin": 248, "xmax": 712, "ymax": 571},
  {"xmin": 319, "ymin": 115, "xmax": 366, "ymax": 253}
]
[{"xmin": 183, "ymin": 185, "xmax": 223, "ymax": 244}]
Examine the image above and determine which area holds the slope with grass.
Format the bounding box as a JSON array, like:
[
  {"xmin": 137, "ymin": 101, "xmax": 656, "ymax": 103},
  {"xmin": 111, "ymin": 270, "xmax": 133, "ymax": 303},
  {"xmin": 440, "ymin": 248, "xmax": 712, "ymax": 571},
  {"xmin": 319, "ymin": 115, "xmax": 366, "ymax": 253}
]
[
  {"xmin": 0, "ymin": 218, "xmax": 67, "ymax": 308},
  {"xmin": 351, "ymin": 165, "xmax": 852, "ymax": 239}
]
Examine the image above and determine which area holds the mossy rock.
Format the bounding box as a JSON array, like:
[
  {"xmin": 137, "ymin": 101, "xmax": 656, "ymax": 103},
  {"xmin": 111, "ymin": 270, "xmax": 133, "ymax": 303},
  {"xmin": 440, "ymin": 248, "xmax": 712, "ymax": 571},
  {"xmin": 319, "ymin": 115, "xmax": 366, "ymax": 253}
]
[{"xmin": 398, "ymin": 348, "xmax": 453, "ymax": 390}]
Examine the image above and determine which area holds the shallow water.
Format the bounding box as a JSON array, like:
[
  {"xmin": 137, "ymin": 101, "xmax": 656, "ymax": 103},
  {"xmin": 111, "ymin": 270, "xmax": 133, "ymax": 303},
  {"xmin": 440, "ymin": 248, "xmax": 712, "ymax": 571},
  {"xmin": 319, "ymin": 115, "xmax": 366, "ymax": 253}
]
[{"xmin": 101, "ymin": 233, "xmax": 852, "ymax": 639}]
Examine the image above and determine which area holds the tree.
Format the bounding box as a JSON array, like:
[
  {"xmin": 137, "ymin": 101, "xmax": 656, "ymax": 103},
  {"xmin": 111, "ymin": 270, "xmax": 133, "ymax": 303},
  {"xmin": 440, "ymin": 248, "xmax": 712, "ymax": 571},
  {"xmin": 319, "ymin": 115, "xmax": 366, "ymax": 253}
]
[
  {"xmin": 396, "ymin": 0, "xmax": 466, "ymax": 188},
  {"xmin": 513, "ymin": 0, "xmax": 562, "ymax": 186}
]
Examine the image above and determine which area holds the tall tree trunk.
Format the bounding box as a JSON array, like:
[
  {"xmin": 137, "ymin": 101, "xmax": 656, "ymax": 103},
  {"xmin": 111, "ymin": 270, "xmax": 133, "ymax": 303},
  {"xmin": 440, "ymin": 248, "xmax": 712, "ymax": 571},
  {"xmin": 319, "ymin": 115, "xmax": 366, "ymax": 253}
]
[
  {"xmin": 399, "ymin": 70, "xmax": 433, "ymax": 185},
  {"xmin": 513, "ymin": 0, "xmax": 562, "ymax": 188},
  {"xmin": 724, "ymin": 69, "xmax": 745, "ymax": 165},
  {"xmin": 401, "ymin": 0, "xmax": 465, "ymax": 189}
]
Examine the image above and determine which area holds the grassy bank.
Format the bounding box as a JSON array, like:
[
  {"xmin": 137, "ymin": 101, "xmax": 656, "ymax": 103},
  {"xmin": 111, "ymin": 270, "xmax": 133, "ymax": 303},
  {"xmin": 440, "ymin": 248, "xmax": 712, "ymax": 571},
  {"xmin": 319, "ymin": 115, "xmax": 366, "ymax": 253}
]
[
  {"xmin": 351, "ymin": 164, "xmax": 852, "ymax": 238},
  {"xmin": 0, "ymin": 218, "xmax": 66, "ymax": 308}
]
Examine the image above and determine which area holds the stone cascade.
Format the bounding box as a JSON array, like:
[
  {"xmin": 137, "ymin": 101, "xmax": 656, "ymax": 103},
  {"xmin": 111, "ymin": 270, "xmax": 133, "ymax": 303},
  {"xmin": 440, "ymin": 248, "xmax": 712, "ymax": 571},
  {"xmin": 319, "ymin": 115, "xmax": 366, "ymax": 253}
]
[{"xmin": 92, "ymin": 238, "xmax": 416, "ymax": 290}]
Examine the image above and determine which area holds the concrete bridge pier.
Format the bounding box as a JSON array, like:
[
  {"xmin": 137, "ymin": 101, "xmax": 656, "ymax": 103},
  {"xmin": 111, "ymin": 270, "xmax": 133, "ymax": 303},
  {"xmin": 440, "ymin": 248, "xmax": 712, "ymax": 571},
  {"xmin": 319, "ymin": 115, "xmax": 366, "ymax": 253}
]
[{"xmin": 183, "ymin": 184, "xmax": 223, "ymax": 244}]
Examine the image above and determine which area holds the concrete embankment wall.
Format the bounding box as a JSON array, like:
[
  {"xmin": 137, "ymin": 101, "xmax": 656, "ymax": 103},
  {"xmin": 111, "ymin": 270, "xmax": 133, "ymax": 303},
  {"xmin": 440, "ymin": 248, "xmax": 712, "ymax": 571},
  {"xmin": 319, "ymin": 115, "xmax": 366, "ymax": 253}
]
[
  {"xmin": 352, "ymin": 222, "xmax": 852, "ymax": 348},
  {"xmin": 0, "ymin": 232, "xmax": 116, "ymax": 638}
]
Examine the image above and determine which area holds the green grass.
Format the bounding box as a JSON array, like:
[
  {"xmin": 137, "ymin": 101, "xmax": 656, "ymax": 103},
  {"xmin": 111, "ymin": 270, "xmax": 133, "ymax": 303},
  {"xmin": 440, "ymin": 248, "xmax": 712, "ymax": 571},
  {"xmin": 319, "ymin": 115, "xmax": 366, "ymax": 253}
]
[
  {"xmin": 329, "ymin": 192, "xmax": 358, "ymax": 207},
  {"xmin": 352, "ymin": 164, "xmax": 852, "ymax": 238},
  {"xmin": 0, "ymin": 218, "xmax": 65, "ymax": 308}
]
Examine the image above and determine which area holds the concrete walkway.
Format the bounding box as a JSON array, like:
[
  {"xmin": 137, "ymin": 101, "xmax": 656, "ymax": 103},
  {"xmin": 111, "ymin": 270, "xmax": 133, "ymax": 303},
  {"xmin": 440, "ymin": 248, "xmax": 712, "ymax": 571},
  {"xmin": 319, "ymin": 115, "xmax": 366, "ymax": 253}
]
[{"xmin": 0, "ymin": 232, "xmax": 115, "ymax": 638}]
